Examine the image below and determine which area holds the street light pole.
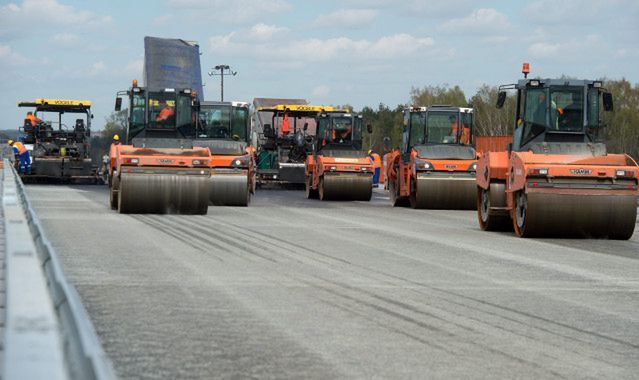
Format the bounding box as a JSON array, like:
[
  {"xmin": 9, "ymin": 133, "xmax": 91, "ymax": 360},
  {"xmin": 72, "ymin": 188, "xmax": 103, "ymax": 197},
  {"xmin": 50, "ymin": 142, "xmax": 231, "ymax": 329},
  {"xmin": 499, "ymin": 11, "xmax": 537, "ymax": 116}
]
[{"xmin": 208, "ymin": 65, "xmax": 237, "ymax": 101}]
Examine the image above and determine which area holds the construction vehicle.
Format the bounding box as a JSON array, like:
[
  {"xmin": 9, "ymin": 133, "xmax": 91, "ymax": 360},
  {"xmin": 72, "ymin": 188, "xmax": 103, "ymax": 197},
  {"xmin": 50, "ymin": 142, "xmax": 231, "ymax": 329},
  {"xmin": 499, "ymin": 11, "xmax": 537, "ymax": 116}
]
[
  {"xmin": 477, "ymin": 63, "xmax": 638, "ymax": 239},
  {"xmin": 16, "ymin": 99, "xmax": 98, "ymax": 183},
  {"xmin": 305, "ymin": 111, "xmax": 374, "ymax": 200},
  {"xmin": 386, "ymin": 106, "xmax": 477, "ymax": 209},
  {"xmin": 253, "ymin": 99, "xmax": 331, "ymax": 186},
  {"xmin": 109, "ymin": 81, "xmax": 210, "ymax": 214},
  {"xmin": 194, "ymin": 101, "xmax": 254, "ymax": 206}
]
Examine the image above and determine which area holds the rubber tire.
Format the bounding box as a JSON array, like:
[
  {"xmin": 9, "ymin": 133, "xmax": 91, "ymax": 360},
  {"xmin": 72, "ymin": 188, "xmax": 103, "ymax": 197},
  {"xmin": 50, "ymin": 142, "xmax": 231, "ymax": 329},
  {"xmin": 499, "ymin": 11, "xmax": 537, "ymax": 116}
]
[
  {"xmin": 477, "ymin": 186, "xmax": 511, "ymax": 231},
  {"xmin": 110, "ymin": 176, "xmax": 119, "ymax": 210},
  {"xmin": 305, "ymin": 176, "xmax": 319, "ymax": 199},
  {"xmin": 390, "ymin": 175, "xmax": 409, "ymax": 207},
  {"xmin": 512, "ymin": 191, "xmax": 528, "ymax": 237}
]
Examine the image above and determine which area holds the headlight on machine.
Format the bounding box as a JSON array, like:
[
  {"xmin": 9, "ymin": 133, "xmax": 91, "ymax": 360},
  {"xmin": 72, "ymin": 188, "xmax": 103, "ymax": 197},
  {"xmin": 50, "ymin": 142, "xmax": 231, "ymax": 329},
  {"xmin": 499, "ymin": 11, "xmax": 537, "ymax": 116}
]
[
  {"xmin": 468, "ymin": 163, "xmax": 477, "ymax": 172},
  {"xmin": 415, "ymin": 160, "xmax": 433, "ymax": 170},
  {"xmin": 616, "ymin": 170, "xmax": 635, "ymax": 178},
  {"xmin": 231, "ymin": 155, "xmax": 250, "ymax": 168},
  {"xmin": 123, "ymin": 157, "xmax": 139, "ymax": 165},
  {"xmin": 528, "ymin": 168, "xmax": 548, "ymax": 176}
]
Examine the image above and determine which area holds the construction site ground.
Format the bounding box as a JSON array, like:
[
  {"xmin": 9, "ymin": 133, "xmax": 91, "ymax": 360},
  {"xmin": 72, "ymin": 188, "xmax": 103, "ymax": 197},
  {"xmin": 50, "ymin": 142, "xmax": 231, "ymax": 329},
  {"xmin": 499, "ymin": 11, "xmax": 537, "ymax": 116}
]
[{"xmin": 25, "ymin": 185, "xmax": 639, "ymax": 379}]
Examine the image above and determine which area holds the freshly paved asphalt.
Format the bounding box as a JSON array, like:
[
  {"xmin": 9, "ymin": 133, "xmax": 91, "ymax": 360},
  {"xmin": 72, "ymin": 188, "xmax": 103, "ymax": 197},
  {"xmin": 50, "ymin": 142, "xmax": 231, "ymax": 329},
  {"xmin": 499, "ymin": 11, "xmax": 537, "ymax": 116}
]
[{"xmin": 26, "ymin": 185, "xmax": 639, "ymax": 379}]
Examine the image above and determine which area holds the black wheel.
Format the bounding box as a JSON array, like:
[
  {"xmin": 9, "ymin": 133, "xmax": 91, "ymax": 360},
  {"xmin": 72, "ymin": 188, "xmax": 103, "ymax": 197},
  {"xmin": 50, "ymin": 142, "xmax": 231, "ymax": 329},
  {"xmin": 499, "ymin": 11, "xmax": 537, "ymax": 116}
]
[
  {"xmin": 477, "ymin": 186, "xmax": 510, "ymax": 231},
  {"xmin": 409, "ymin": 178, "xmax": 419, "ymax": 209},
  {"xmin": 513, "ymin": 191, "xmax": 528, "ymax": 237},
  {"xmin": 390, "ymin": 175, "xmax": 408, "ymax": 207},
  {"xmin": 110, "ymin": 176, "xmax": 119, "ymax": 210},
  {"xmin": 305, "ymin": 176, "xmax": 318, "ymax": 199},
  {"xmin": 318, "ymin": 177, "xmax": 326, "ymax": 201}
]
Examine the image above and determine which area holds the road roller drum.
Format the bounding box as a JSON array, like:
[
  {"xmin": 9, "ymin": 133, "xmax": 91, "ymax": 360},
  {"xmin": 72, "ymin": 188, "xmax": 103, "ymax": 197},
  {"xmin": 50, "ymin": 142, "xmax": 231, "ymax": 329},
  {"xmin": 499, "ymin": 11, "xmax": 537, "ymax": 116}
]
[
  {"xmin": 319, "ymin": 174, "xmax": 372, "ymax": 201},
  {"xmin": 209, "ymin": 173, "xmax": 250, "ymax": 206},
  {"xmin": 117, "ymin": 172, "xmax": 209, "ymax": 214},
  {"xmin": 410, "ymin": 175, "xmax": 476, "ymax": 209},
  {"xmin": 513, "ymin": 192, "xmax": 637, "ymax": 239}
]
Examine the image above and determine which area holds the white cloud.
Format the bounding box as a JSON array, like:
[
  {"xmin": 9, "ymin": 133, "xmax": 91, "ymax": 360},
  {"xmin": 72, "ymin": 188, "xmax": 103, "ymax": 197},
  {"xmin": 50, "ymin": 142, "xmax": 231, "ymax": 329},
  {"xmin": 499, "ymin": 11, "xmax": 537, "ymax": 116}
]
[
  {"xmin": 527, "ymin": 34, "xmax": 606, "ymax": 62},
  {"xmin": 312, "ymin": 85, "xmax": 331, "ymax": 97},
  {"xmin": 51, "ymin": 33, "xmax": 80, "ymax": 47},
  {"xmin": 248, "ymin": 23, "xmax": 289, "ymax": 41},
  {"xmin": 439, "ymin": 8, "xmax": 510, "ymax": 35},
  {"xmin": 337, "ymin": 0, "xmax": 474, "ymax": 18},
  {"xmin": 208, "ymin": 32, "xmax": 434, "ymax": 62},
  {"xmin": 123, "ymin": 59, "xmax": 144, "ymax": 79},
  {"xmin": 0, "ymin": 0, "xmax": 112, "ymax": 38},
  {"xmin": 528, "ymin": 42, "xmax": 561, "ymax": 58},
  {"xmin": 167, "ymin": 0, "xmax": 291, "ymax": 23},
  {"xmin": 152, "ymin": 14, "xmax": 173, "ymax": 27},
  {"xmin": 0, "ymin": 43, "xmax": 32, "ymax": 66},
  {"xmin": 313, "ymin": 9, "xmax": 378, "ymax": 29},
  {"xmin": 524, "ymin": 0, "xmax": 604, "ymax": 24},
  {"xmin": 87, "ymin": 61, "xmax": 106, "ymax": 77}
]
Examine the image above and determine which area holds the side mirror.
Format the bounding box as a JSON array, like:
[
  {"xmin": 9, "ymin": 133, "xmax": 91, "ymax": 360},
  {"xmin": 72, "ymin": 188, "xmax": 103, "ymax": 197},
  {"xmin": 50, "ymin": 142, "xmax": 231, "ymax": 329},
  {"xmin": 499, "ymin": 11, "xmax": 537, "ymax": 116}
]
[
  {"xmin": 303, "ymin": 122, "xmax": 308, "ymax": 131},
  {"xmin": 602, "ymin": 92, "xmax": 613, "ymax": 112},
  {"xmin": 366, "ymin": 124, "xmax": 373, "ymax": 134},
  {"xmin": 496, "ymin": 91, "xmax": 506, "ymax": 109},
  {"xmin": 115, "ymin": 97, "xmax": 122, "ymax": 111},
  {"xmin": 382, "ymin": 137, "xmax": 391, "ymax": 152}
]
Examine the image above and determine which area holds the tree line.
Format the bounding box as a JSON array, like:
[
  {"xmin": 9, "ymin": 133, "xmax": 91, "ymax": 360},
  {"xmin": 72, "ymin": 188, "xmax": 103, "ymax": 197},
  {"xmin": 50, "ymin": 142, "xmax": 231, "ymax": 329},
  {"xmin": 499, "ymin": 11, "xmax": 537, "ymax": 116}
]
[{"xmin": 95, "ymin": 79, "xmax": 639, "ymax": 160}]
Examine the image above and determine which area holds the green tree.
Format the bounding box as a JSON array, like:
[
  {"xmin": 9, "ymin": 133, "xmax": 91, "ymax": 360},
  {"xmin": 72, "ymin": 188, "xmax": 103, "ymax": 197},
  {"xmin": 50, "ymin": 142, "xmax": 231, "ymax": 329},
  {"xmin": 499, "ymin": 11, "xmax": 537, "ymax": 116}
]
[
  {"xmin": 90, "ymin": 109, "xmax": 127, "ymax": 162},
  {"xmin": 469, "ymin": 85, "xmax": 516, "ymax": 136},
  {"xmin": 602, "ymin": 79, "xmax": 639, "ymax": 160},
  {"xmin": 410, "ymin": 85, "xmax": 467, "ymax": 107}
]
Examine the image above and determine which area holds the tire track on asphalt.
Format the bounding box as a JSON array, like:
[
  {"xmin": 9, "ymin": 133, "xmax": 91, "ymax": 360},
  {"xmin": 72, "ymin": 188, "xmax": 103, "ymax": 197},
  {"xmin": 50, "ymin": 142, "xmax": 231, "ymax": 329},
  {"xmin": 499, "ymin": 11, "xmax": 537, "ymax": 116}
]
[{"xmin": 225, "ymin": 205, "xmax": 636, "ymax": 365}]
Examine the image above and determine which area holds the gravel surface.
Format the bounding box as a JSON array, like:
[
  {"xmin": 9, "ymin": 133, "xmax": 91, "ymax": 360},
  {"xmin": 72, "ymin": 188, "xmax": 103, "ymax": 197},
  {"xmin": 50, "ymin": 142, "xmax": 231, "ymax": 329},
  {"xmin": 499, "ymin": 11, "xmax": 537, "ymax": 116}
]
[{"xmin": 26, "ymin": 185, "xmax": 639, "ymax": 379}]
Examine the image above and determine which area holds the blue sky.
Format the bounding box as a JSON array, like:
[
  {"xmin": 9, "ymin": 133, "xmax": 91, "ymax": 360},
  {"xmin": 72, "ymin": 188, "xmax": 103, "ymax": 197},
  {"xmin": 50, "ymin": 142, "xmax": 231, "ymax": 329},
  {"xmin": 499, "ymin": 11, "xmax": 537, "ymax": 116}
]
[{"xmin": 1, "ymin": 0, "xmax": 638, "ymax": 130}]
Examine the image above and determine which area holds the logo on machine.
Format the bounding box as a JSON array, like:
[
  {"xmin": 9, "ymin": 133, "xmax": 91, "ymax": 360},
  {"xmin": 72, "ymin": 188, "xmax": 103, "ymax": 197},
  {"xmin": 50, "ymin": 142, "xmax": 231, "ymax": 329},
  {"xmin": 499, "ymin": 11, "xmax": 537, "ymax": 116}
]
[
  {"xmin": 570, "ymin": 168, "xmax": 592, "ymax": 175},
  {"xmin": 158, "ymin": 158, "xmax": 174, "ymax": 164}
]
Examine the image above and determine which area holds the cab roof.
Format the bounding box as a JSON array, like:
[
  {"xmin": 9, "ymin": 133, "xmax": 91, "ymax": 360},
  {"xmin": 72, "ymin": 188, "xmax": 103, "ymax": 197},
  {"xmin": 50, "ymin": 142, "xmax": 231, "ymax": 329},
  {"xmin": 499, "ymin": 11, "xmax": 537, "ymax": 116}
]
[
  {"xmin": 256, "ymin": 104, "xmax": 350, "ymax": 113},
  {"xmin": 18, "ymin": 98, "xmax": 92, "ymax": 113},
  {"xmin": 406, "ymin": 105, "xmax": 473, "ymax": 114}
]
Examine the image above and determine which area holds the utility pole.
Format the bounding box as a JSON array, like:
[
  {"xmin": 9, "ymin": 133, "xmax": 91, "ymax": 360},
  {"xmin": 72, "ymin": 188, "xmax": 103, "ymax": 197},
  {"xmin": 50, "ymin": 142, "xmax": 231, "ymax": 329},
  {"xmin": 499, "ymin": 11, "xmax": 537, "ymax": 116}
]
[{"xmin": 208, "ymin": 65, "xmax": 237, "ymax": 101}]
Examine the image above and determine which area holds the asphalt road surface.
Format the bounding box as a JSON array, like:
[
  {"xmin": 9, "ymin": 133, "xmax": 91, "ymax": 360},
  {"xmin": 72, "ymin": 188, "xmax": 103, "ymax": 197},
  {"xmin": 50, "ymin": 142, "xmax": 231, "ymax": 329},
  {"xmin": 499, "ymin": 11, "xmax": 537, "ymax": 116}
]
[{"xmin": 26, "ymin": 185, "xmax": 639, "ymax": 379}]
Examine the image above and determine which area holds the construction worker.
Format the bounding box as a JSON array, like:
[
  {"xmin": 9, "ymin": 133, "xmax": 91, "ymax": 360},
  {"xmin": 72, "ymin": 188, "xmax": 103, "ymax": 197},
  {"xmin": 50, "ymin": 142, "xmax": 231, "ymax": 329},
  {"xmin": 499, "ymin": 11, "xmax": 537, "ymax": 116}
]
[
  {"xmin": 332, "ymin": 122, "xmax": 352, "ymax": 143},
  {"xmin": 281, "ymin": 111, "xmax": 290, "ymax": 135},
  {"xmin": 25, "ymin": 111, "xmax": 42, "ymax": 126},
  {"xmin": 112, "ymin": 134, "xmax": 121, "ymax": 145},
  {"xmin": 368, "ymin": 150, "xmax": 381, "ymax": 187},
  {"xmin": 156, "ymin": 102, "xmax": 175, "ymax": 124},
  {"xmin": 8, "ymin": 139, "xmax": 31, "ymax": 174},
  {"xmin": 449, "ymin": 115, "xmax": 470, "ymax": 144}
]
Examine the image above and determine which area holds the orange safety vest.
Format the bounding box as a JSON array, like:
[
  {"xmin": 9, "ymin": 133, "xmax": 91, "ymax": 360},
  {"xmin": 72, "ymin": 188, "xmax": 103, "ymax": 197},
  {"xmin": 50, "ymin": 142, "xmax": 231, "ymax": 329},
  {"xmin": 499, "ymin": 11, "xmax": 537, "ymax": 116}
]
[
  {"xmin": 157, "ymin": 107, "xmax": 174, "ymax": 121},
  {"xmin": 26, "ymin": 114, "xmax": 42, "ymax": 126},
  {"xmin": 12, "ymin": 141, "xmax": 27, "ymax": 155},
  {"xmin": 282, "ymin": 114, "xmax": 290, "ymax": 135}
]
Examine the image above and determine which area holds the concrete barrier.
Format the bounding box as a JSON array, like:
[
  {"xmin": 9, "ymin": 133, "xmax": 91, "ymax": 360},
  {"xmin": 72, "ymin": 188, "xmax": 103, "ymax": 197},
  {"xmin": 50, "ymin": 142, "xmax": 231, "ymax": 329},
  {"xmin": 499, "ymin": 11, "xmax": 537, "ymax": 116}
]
[{"xmin": 2, "ymin": 159, "xmax": 116, "ymax": 380}]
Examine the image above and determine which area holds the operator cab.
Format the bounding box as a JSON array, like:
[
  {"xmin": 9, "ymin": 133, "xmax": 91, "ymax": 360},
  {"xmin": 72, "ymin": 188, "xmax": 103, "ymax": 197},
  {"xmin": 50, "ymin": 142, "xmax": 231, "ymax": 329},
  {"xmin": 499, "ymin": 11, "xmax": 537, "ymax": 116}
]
[
  {"xmin": 316, "ymin": 112, "xmax": 364, "ymax": 152},
  {"xmin": 115, "ymin": 81, "xmax": 198, "ymax": 146},
  {"xmin": 192, "ymin": 101, "xmax": 250, "ymax": 156},
  {"xmin": 402, "ymin": 106, "xmax": 476, "ymax": 161},
  {"xmin": 497, "ymin": 65, "xmax": 613, "ymax": 154}
]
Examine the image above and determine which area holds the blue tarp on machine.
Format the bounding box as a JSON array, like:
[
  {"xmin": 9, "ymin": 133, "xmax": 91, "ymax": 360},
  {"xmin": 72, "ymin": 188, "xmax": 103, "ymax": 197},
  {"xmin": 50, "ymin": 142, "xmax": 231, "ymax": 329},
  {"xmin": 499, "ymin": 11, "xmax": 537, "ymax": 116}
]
[{"xmin": 143, "ymin": 36, "xmax": 203, "ymax": 100}]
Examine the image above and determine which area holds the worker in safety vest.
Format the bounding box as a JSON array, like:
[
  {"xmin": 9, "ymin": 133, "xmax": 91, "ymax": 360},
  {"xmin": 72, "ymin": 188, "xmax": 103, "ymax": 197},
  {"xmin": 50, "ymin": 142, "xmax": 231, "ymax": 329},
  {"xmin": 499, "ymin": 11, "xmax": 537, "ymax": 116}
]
[
  {"xmin": 449, "ymin": 115, "xmax": 470, "ymax": 145},
  {"xmin": 25, "ymin": 111, "xmax": 42, "ymax": 126},
  {"xmin": 368, "ymin": 150, "xmax": 381, "ymax": 187},
  {"xmin": 112, "ymin": 134, "xmax": 121, "ymax": 145},
  {"xmin": 156, "ymin": 102, "xmax": 175, "ymax": 124},
  {"xmin": 281, "ymin": 112, "xmax": 290, "ymax": 135},
  {"xmin": 8, "ymin": 139, "xmax": 31, "ymax": 174}
]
